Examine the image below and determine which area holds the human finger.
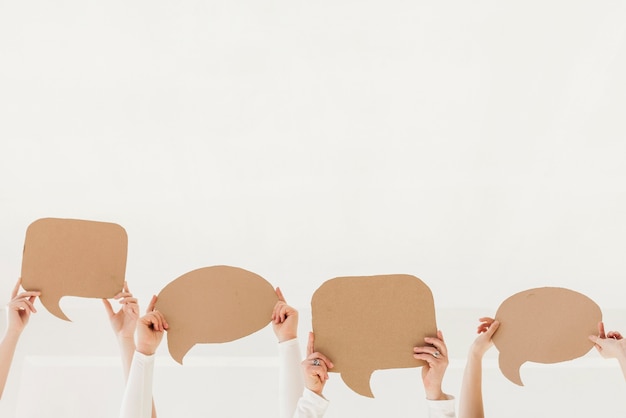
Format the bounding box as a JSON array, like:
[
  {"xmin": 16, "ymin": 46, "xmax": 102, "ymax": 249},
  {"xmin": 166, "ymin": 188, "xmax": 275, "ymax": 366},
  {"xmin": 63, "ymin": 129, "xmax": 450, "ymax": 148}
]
[
  {"xmin": 20, "ymin": 299, "xmax": 37, "ymax": 313},
  {"xmin": 102, "ymin": 298, "xmax": 115, "ymax": 317},
  {"xmin": 271, "ymin": 300, "xmax": 284, "ymax": 323},
  {"xmin": 146, "ymin": 295, "xmax": 157, "ymax": 313},
  {"xmin": 477, "ymin": 318, "xmax": 495, "ymax": 332},
  {"xmin": 272, "ymin": 302, "xmax": 283, "ymax": 323},
  {"xmin": 306, "ymin": 351, "xmax": 333, "ymax": 369},
  {"xmin": 414, "ymin": 345, "xmax": 444, "ymax": 360},
  {"xmin": 477, "ymin": 322, "xmax": 490, "ymax": 333},
  {"xmin": 10, "ymin": 298, "xmax": 35, "ymax": 313},
  {"xmin": 413, "ymin": 352, "xmax": 439, "ymax": 366},
  {"xmin": 303, "ymin": 360, "xmax": 327, "ymax": 385},
  {"xmin": 113, "ymin": 291, "xmax": 133, "ymax": 300},
  {"xmin": 11, "ymin": 279, "xmax": 22, "ymax": 299},
  {"xmin": 484, "ymin": 320, "xmax": 500, "ymax": 336},
  {"xmin": 278, "ymin": 304, "xmax": 289, "ymax": 323},
  {"xmin": 307, "ymin": 332, "xmax": 315, "ymax": 357},
  {"xmin": 598, "ymin": 321, "xmax": 606, "ymax": 339},
  {"xmin": 13, "ymin": 291, "xmax": 41, "ymax": 301},
  {"xmin": 147, "ymin": 312, "xmax": 164, "ymax": 332},
  {"xmin": 305, "ymin": 354, "xmax": 329, "ymax": 371},
  {"xmin": 589, "ymin": 334, "xmax": 601, "ymax": 347},
  {"xmin": 119, "ymin": 297, "xmax": 138, "ymax": 305},
  {"xmin": 275, "ymin": 287, "xmax": 286, "ymax": 303},
  {"xmin": 145, "ymin": 312, "xmax": 164, "ymax": 331},
  {"xmin": 305, "ymin": 354, "xmax": 329, "ymax": 380},
  {"xmin": 152, "ymin": 310, "xmax": 168, "ymax": 330},
  {"xmin": 122, "ymin": 298, "xmax": 140, "ymax": 316},
  {"xmin": 607, "ymin": 331, "xmax": 623, "ymax": 340},
  {"xmin": 424, "ymin": 333, "xmax": 447, "ymax": 357},
  {"xmin": 142, "ymin": 312, "xmax": 163, "ymax": 331}
]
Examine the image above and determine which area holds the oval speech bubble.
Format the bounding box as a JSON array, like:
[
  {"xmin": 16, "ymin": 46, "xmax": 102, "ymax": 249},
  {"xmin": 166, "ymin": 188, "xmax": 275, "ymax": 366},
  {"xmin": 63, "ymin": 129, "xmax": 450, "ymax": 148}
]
[
  {"xmin": 311, "ymin": 274, "xmax": 437, "ymax": 398},
  {"xmin": 21, "ymin": 218, "xmax": 127, "ymax": 321},
  {"xmin": 154, "ymin": 265, "xmax": 278, "ymax": 364},
  {"xmin": 493, "ymin": 287, "xmax": 602, "ymax": 386}
]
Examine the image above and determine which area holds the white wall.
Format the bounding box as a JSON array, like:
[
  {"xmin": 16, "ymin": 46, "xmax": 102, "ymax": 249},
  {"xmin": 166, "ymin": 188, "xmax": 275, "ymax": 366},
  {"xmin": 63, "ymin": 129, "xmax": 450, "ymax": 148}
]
[{"xmin": 1, "ymin": 0, "xmax": 626, "ymax": 417}]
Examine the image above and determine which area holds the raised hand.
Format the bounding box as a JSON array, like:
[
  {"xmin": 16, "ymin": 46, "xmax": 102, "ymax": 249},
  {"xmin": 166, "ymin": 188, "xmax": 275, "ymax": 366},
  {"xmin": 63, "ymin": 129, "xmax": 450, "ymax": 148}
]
[
  {"xmin": 103, "ymin": 281, "xmax": 139, "ymax": 340},
  {"xmin": 136, "ymin": 296, "xmax": 168, "ymax": 356},
  {"xmin": 301, "ymin": 332, "xmax": 334, "ymax": 396},
  {"xmin": 272, "ymin": 287, "xmax": 298, "ymax": 343},
  {"xmin": 6, "ymin": 278, "xmax": 40, "ymax": 335},
  {"xmin": 414, "ymin": 330, "xmax": 451, "ymax": 400}
]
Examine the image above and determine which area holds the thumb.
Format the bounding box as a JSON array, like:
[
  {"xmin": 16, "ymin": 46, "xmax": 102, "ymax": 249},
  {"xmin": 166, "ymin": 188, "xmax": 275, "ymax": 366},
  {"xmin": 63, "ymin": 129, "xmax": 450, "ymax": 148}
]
[
  {"xmin": 275, "ymin": 287, "xmax": 286, "ymax": 303},
  {"xmin": 146, "ymin": 295, "xmax": 158, "ymax": 313},
  {"xmin": 102, "ymin": 298, "xmax": 115, "ymax": 317},
  {"xmin": 307, "ymin": 332, "xmax": 315, "ymax": 357}
]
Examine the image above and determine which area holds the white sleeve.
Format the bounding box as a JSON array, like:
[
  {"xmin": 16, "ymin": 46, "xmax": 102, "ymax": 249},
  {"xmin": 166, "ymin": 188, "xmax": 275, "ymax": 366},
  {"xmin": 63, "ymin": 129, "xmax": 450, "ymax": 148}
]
[
  {"xmin": 279, "ymin": 338, "xmax": 304, "ymax": 418},
  {"xmin": 293, "ymin": 389, "xmax": 330, "ymax": 418},
  {"xmin": 427, "ymin": 396, "xmax": 456, "ymax": 418},
  {"xmin": 119, "ymin": 351, "xmax": 154, "ymax": 418}
]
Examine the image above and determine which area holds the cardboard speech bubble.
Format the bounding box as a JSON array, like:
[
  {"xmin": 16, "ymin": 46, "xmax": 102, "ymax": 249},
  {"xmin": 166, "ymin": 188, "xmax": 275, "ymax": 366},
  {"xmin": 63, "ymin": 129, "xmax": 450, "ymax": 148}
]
[
  {"xmin": 20, "ymin": 218, "xmax": 127, "ymax": 321},
  {"xmin": 493, "ymin": 287, "xmax": 602, "ymax": 386},
  {"xmin": 154, "ymin": 265, "xmax": 278, "ymax": 364},
  {"xmin": 311, "ymin": 274, "xmax": 437, "ymax": 398}
]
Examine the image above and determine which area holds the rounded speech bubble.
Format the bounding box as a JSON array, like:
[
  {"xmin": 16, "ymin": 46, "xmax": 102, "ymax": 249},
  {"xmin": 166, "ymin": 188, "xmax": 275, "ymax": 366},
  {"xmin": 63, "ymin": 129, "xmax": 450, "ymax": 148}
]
[
  {"xmin": 21, "ymin": 218, "xmax": 127, "ymax": 321},
  {"xmin": 154, "ymin": 265, "xmax": 278, "ymax": 364},
  {"xmin": 493, "ymin": 287, "xmax": 602, "ymax": 386},
  {"xmin": 311, "ymin": 274, "xmax": 437, "ymax": 398}
]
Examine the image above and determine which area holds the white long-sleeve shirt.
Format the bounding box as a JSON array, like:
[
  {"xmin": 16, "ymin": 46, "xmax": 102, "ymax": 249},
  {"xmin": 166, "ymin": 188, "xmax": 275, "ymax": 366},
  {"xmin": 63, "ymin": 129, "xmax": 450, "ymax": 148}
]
[
  {"xmin": 427, "ymin": 397, "xmax": 456, "ymax": 418},
  {"xmin": 120, "ymin": 339, "xmax": 455, "ymax": 418},
  {"xmin": 279, "ymin": 337, "xmax": 455, "ymax": 418},
  {"xmin": 278, "ymin": 338, "xmax": 329, "ymax": 418},
  {"xmin": 279, "ymin": 338, "xmax": 307, "ymax": 418},
  {"xmin": 119, "ymin": 351, "xmax": 154, "ymax": 418}
]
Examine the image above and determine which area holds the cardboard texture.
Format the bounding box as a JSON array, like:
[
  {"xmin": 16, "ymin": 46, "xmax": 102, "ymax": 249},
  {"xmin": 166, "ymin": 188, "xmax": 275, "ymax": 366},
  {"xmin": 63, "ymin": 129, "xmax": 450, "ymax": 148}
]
[
  {"xmin": 311, "ymin": 274, "xmax": 437, "ymax": 398},
  {"xmin": 493, "ymin": 287, "xmax": 602, "ymax": 386},
  {"xmin": 21, "ymin": 218, "xmax": 127, "ymax": 321},
  {"xmin": 154, "ymin": 265, "xmax": 278, "ymax": 364}
]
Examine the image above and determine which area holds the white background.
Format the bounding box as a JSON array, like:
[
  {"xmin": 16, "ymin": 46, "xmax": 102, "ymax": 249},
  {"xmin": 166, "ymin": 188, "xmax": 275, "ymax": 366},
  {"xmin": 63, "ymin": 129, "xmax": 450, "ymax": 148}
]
[{"xmin": 1, "ymin": 0, "xmax": 626, "ymax": 417}]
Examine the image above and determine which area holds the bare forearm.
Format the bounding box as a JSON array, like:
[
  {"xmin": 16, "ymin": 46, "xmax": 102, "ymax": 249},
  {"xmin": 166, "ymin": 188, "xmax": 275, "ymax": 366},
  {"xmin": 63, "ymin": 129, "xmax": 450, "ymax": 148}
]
[
  {"xmin": 0, "ymin": 331, "xmax": 21, "ymax": 398},
  {"xmin": 117, "ymin": 336, "xmax": 136, "ymax": 381},
  {"xmin": 618, "ymin": 356, "xmax": 626, "ymax": 382},
  {"xmin": 459, "ymin": 353, "xmax": 485, "ymax": 418}
]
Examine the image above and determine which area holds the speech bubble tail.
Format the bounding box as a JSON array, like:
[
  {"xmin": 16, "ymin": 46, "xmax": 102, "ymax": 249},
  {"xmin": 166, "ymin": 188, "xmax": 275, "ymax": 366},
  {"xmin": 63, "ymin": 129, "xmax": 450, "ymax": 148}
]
[
  {"xmin": 168, "ymin": 334, "xmax": 192, "ymax": 365},
  {"xmin": 340, "ymin": 369, "xmax": 375, "ymax": 398},
  {"xmin": 40, "ymin": 294, "xmax": 71, "ymax": 322},
  {"xmin": 499, "ymin": 355, "xmax": 524, "ymax": 386}
]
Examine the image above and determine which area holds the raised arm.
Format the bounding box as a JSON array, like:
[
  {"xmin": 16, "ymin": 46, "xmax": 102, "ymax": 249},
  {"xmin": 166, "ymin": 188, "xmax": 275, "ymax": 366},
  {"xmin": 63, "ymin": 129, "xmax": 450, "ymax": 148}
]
[
  {"xmin": 414, "ymin": 330, "xmax": 456, "ymax": 418},
  {"xmin": 0, "ymin": 279, "xmax": 40, "ymax": 398},
  {"xmin": 104, "ymin": 283, "xmax": 158, "ymax": 417},
  {"xmin": 272, "ymin": 287, "xmax": 304, "ymax": 418},
  {"xmin": 293, "ymin": 332, "xmax": 333, "ymax": 418},
  {"xmin": 119, "ymin": 296, "xmax": 167, "ymax": 418},
  {"xmin": 458, "ymin": 318, "xmax": 499, "ymax": 418},
  {"xmin": 103, "ymin": 282, "xmax": 140, "ymax": 381},
  {"xmin": 589, "ymin": 321, "xmax": 626, "ymax": 381}
]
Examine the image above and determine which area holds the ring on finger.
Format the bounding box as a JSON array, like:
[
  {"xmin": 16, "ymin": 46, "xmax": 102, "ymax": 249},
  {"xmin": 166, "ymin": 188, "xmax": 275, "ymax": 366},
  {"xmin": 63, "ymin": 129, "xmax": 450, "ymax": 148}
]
[
  {"xmin": 312, "ymin": 359, "xmax": 321, "ymax": 366},
  {"xmin": 432, "ymin": 351, "xmax": 441, "ymax": 358}
]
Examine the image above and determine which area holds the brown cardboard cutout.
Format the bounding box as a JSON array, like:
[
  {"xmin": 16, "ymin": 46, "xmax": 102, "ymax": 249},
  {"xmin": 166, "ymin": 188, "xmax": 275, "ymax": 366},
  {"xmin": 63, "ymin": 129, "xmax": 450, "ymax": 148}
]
[
  {"xmin": 311, "ymin": 274, "xmax": 437, "ymax": 398},
  {"xmin": 154, "ymin": 265, "xmax": 278, "ymax": 364},
  {"xmin": 493, "ymin": 287, "xmax": 602, "ymax": 386},
  {"xmin": 21, "ymin": 218, "xmax": 127, "ymax": 321}
]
